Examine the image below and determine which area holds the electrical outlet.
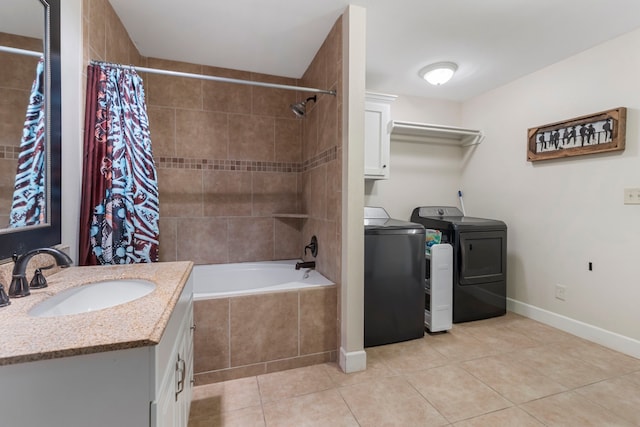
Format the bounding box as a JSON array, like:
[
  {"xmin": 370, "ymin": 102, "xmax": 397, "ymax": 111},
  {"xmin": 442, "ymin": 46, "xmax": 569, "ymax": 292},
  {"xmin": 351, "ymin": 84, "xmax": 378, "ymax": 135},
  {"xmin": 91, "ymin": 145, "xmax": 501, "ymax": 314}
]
[
  {"xmin": 624, "ymin": 188, "xmax": 640, "ymax": 205},
  {"xmin": 555, "ymin": 284, "xmax": 567, "ymax": 301}
]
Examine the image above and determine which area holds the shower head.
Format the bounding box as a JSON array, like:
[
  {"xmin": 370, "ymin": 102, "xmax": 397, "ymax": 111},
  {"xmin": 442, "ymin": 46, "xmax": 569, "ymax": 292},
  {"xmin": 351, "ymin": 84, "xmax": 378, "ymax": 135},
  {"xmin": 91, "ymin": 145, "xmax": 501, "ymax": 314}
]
[{"xmin": 290, "ymin": 95, "xmax": 317, "ymax": 117}]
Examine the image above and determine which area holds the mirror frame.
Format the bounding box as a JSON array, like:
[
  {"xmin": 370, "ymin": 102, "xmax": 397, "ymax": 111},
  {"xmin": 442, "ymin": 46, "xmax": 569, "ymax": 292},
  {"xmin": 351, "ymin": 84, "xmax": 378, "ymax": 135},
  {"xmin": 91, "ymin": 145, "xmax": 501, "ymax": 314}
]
[{"xmin": 0, "ymin": 0, "xmax": 60, "ymax": 262}]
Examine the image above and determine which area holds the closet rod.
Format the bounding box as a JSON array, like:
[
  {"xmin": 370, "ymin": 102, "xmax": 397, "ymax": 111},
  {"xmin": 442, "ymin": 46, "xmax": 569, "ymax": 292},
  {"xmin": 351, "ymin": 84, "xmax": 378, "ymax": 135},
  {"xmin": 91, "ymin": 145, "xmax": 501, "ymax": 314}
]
[
  {"xmin": 90, "ymin": 60, "xmax": 337, "ymax": 96},
  {"xmin": 0, "ymin": 45, "xmax": 42, "ymax": 58}
]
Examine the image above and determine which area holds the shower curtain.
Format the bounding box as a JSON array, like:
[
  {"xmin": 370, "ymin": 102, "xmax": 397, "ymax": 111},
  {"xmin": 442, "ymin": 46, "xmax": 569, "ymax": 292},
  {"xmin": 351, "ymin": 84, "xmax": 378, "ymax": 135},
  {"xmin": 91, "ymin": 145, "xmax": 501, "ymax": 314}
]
[
  {"xmin": 9, "ymin": 58, "xmax": 46, "ymax": 228},
  {"xmin": 79, "ymin": 63, "xmax": 159, "ymax": 265}
]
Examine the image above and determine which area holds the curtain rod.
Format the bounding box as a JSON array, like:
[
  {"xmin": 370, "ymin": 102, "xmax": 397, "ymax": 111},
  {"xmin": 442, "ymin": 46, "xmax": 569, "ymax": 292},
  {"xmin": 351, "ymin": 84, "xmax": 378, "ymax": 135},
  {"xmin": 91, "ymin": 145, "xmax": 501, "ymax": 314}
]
[
  {"xmin": 0, "ymin": 45, "xmax": 42, "ymax": 58},
  {"xmin": 90, "ymin": 60, "xmax": 337, "ymax": 96}
]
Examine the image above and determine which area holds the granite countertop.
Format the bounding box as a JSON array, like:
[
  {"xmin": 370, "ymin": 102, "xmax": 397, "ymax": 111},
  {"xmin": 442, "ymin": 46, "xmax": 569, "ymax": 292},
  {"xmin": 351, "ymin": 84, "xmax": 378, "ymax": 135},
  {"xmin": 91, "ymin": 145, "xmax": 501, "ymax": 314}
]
[{"xmin": 0, "ymin": 261, "xmax": 193, "ymax": 366}]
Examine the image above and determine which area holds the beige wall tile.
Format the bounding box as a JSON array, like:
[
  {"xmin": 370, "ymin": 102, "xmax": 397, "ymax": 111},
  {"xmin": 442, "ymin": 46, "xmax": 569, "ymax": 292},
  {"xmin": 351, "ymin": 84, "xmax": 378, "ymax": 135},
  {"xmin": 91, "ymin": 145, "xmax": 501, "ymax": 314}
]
[
  {"xmin": 175, "ymin": 110, "xmax": 228, "ymax": 159},
  {"xmin": 0, "ymin": 88, "xmax": 32, "ymax": 147},
  {"xmin": 317, "ymin": 94, "xmax": 338, "ymax": 154},
  {"xmin": 252, "ymin": 172, "xmax": 298, "ymax": 216},
  {"xmin": 176, "ymin": 217, "xmax": 228, "ymax": 264},
  {"xmin": 202, "ymin": 66, "xmax": 253, "ymax": 114},
  {"xmin": 326, "ymin": 157, "xmax": 341, "ymax": 223},
  {"xmin": 194, "ymin": 298, "xmax": 230, "ymax": 373},
  {"xmin": 157, "ymin": 168, "xmax": 203, "ymax": 217},
  {"xmin": 274, "ymin": 218, "xmax": 302, "ymax": 260},
  {"xmin": 203, "ymin": 170, "xmax": 252, "ymax": 217},
  {"xmin": 251, "ymin": 74, "xmax": 299, "ymax": 119},
  {"xmin": 105, "ymin": 6, "xmax": 130, "ymax": 64},
  {"xmin": 324, "ymin": 18, "xmax": 342, "ymax": 90},
  {"xmin": 275, "ymin": 118, "xmax": 302, "ymax": 163},
  {"xmin": 158, "ymin": 217, "xmax": 177, "ymax": 262},
  {"xmin": 228, "ymin": 217, "xmax": 274, "ymax": 262},
  {"xmin": 147, "ymin": 106, "xmax": 176, "ymax": 158},
  {"xmin": 302, "ymin": 165, "xmax": 327, "ymax": 220},
  {"xmin": 299, "ymin": 286, "xmax": 337, "ymax": 355},
  {"xmin": 230, "ymin": 292, "xmax": 298, "ymax": 366},
  {"xmin": 228, "ymin": 114, "xmax": 275, "ymax": 161},
  {"xmin": 302, "ymin": 107, "xmax": 319, "ymax": 160},
  {"xmin": 145, "ymin": 59, "xmax": 202, "ymax": 109},
  {"xmin": 88, "ymin": 0, "xmax": 106, "ymax": 58}
]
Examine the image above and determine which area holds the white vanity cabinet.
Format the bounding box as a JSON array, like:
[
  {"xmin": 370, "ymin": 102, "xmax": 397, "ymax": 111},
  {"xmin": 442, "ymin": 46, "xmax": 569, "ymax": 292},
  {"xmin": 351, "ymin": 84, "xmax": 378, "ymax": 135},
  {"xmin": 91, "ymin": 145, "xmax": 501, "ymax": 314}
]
[
  {"xmin": 153, "ymin": 279, "xmax": 194, "ymax": 427},
  {"xmin": 364, "ymin": 92, "xmax": 396, "ymax": 180},
  {"xmin": 0, "ymin": 272, "xmax": 194, "ymax": 427}
]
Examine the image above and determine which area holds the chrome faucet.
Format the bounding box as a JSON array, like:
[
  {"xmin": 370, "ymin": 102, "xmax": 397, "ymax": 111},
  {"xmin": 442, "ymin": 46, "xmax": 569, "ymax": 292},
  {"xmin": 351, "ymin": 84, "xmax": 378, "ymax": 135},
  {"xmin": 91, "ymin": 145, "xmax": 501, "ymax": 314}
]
[{"xmin": 9, "ymin": 248, "xmax": 73, "ymax": 298}]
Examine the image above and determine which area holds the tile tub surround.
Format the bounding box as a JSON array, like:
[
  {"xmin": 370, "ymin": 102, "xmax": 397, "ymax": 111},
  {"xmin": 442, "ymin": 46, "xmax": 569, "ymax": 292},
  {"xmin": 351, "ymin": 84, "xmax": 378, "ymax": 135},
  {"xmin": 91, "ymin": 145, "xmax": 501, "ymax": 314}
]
[
  {"xmin": 193, "ymin": 285, "xmax": 337, "ymax": 385},
  {"xmin": 0, "ymin": 32, "xmax": 44, "ymax": 225},
  {"xmin": 0, "ymin": 261, "xmax": 193, "ymax": 365}
]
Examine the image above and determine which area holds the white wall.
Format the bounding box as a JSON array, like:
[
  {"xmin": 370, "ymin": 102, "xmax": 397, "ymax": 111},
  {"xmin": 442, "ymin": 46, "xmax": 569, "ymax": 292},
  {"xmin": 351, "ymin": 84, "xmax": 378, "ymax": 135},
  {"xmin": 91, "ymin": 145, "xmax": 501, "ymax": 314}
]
[
  {"xmin": 364, "ymin": 95, "xmax": 464, "ymax": 220},
  {"xmin": 60, "ymin": 0, "xmax": 83, "ymax": 263},
  {"xmin": 461, "ymin": 28, "xmax": 640, "ymax": 342}
]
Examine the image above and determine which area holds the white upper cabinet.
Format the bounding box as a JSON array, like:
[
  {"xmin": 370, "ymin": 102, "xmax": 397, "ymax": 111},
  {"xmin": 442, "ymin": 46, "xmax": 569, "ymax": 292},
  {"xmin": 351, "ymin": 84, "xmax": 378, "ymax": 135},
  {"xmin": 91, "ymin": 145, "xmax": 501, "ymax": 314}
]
[{"xmin": 364, "ymin": 92, "xmax": 396, "ymax": 180}]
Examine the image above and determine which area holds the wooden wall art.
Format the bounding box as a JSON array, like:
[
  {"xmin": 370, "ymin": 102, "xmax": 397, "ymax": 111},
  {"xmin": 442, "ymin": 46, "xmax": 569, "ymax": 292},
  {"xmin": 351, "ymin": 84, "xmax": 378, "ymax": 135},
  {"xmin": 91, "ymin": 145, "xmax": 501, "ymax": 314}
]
[{"xmin": 527, "ymin": 107, "xmax": 626, "ymax": 162}]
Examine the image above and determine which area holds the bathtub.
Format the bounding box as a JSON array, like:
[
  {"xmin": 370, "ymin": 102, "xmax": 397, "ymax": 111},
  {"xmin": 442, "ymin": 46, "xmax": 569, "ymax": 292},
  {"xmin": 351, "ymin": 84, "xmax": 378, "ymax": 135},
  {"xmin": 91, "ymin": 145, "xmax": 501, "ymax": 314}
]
[{"xmin": 192, "ymin": 259, "xmax": 334, "ymax": 300}]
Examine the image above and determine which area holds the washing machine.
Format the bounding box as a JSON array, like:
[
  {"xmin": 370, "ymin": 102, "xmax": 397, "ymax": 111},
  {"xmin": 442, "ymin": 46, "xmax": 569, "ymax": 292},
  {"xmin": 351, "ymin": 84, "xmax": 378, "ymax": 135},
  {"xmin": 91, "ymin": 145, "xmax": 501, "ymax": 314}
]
[{"xmin": 364, "ymin": 207, "xmax": 425, "ymax": 347}]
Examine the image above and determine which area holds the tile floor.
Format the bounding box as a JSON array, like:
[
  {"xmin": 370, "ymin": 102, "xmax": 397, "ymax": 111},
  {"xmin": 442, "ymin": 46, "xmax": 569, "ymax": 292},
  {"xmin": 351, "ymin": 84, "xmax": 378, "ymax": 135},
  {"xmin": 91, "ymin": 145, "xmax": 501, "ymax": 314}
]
[{"xmin": 188, "ymin": 312, "xmax": 640, "ymax": 426}]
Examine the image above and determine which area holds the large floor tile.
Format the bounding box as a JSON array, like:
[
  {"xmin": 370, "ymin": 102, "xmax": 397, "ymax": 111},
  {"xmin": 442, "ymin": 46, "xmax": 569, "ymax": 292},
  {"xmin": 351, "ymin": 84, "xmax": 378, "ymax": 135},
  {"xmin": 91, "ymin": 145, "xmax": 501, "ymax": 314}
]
[
  {"xmin": 453, "ymin": 406, "xmax": 544, "ymax": 426},
  {"xmin": 576, "ymin": 375, "xmax": 640, "ymax": 425},
  {"xmin": 521, "ymin": 391, "xmax": 635, "ymax": 426},
  {"xmin": 191, "ymin": 377, "xmax": 261, "ymax": 414},
  {"xmin": 322, "ymin": 352, "xmax": 394, "ymax": 387},
  {"xmin": 189, "ymin": 406, "xmax": 266, "ymax": 427},
  {"xmin": 262, "ymin": 389, "xmax": 358, "ymax": 427},
  {"xmin": 406, "ymin": 365, "xmax": 511, "ymax": 423},
  {"xmin": 554, "ymin": 339, "xmax": 640, "ymax": 377},
  {"xmin": 428, "ymin": 328, "xmax": 498, "ymax": 362},
  {"xmin": 257, "ymin": 364, "xmax": 334, "ymax": 403},
  {"xmin": 508, "ymin": 343, "xmax": 611, "ymax": 389},
  {"xmin": 338, "ymin": 375, "xmax": 448, "ymax": 426},
  {"xmin": 365, "ymin": 337, "xmax": 448, "ymax": 374},
  {"xmin": 461, "ymin": 354, "xmax": 567, "ymax": 404}
]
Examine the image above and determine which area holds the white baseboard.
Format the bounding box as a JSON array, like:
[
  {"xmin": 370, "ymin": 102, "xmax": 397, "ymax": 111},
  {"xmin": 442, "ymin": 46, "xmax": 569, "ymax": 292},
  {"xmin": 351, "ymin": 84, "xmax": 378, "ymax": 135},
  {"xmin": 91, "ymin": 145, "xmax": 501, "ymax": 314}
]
[
  {"xmin": 508, "ymin": 298, "xmax": 640, "ymax": 359},
  {"xmin": 339, "ymin": 347, "xmax": 367, "ymax": 373}
]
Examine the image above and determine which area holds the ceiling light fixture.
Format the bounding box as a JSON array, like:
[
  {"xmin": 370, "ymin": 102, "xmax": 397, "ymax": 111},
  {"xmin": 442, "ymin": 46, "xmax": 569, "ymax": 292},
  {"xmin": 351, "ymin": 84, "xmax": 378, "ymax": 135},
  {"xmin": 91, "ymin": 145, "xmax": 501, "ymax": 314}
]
[{"xmin": 419, "ymin": 62, "xmax": 458, "ymax": 86}]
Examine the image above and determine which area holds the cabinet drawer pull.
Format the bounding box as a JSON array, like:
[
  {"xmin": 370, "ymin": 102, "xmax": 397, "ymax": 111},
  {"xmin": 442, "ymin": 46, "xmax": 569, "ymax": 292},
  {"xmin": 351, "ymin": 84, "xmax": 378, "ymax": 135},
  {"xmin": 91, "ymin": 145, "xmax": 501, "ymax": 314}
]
[
  {"xmin": 175, "ymin": 353, "xmax": 186, "ymax": 401},
  {"xmin": 190, "ymin": 324, "xmax": 196, "ymax": 332}
]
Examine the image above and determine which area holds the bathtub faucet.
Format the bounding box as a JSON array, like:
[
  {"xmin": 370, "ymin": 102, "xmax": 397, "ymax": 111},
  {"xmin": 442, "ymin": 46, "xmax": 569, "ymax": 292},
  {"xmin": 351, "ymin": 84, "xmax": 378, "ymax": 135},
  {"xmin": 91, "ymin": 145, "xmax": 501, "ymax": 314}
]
[
  {"xmin": 305, "ymin": 235, "xmax": 318, "ymax": 257},
  {"xmin": 295, "ymin": 261, "xmax": 316, "ymax": 270}
]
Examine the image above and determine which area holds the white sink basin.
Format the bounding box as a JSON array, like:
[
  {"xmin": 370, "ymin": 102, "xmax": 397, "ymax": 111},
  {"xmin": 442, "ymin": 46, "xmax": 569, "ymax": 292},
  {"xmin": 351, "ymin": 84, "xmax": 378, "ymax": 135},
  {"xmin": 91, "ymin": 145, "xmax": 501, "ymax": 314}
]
[{"xmin": 29, "ymin": 279, "xmax": 156, "ymax": 317}]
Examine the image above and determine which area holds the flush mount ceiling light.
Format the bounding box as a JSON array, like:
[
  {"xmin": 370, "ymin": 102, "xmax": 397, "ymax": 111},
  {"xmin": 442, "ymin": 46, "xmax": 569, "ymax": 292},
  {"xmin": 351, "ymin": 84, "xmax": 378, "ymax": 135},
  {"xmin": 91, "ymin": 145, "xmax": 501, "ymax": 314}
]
[{"xmin": 419, "ymin": 62, "xmax": 458, "ymax": 86}]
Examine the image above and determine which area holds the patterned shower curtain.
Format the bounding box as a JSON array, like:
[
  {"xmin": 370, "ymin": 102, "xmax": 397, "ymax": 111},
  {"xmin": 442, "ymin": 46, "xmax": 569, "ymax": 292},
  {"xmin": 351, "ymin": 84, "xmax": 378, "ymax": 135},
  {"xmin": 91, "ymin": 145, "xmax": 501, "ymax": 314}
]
[
  {"xmin": 79, "ymin": 64, "xmax": 159, "ymax": 265},
  {"xmin": 9, "ymin": 58, "xmax": 46, "ymax": 228}
]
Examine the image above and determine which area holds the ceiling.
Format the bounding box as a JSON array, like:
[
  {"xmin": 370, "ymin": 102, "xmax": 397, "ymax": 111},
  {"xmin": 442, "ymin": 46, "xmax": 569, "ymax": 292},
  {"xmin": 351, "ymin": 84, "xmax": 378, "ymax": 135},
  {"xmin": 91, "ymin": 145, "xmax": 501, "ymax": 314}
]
[{"xmin": 110, "ymin": 0, "xmax": 640, "ymax": 102}]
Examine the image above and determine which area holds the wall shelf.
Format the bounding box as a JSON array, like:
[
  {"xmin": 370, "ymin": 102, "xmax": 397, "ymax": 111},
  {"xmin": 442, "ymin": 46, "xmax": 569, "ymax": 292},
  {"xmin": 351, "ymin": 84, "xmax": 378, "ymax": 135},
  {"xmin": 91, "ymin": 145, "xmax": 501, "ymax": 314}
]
[
  {"xmin": 389, "ymin": 121, "xmax": 484, "ymax": 146},
  {"xmin": 273, "ymin": 213, "xmax": 309, "ymax": 219}
]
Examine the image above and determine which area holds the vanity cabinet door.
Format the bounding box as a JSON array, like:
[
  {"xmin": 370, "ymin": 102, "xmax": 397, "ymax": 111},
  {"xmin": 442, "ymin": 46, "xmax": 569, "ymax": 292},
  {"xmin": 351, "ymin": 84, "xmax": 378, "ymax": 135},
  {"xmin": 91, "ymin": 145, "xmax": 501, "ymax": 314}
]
[{"xmin": 151, "ymin": 274, "xmax": 194, "ymax": 427}]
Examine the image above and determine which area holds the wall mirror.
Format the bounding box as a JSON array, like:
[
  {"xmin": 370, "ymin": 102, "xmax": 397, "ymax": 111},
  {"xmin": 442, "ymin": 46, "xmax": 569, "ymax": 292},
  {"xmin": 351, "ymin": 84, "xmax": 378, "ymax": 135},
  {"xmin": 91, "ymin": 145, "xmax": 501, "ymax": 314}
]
[{"xmin": 0, "ymin": 0, "xmax": 61, "ymax": 262}]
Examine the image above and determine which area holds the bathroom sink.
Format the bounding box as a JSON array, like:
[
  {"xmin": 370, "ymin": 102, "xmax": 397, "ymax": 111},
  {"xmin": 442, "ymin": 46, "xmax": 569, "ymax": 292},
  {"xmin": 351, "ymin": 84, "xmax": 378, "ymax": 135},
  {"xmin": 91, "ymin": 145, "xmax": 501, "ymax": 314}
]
[{"xmin": 29, "ymin": 279, "xmax": 156, "ymax": 318}]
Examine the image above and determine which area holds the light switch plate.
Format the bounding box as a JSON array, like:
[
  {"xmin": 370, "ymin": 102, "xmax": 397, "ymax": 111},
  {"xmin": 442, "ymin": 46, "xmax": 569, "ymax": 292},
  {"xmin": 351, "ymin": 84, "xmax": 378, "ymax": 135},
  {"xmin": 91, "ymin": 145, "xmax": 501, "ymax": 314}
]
[{"xmin": 624, "ymin": 188, "xmax": 640, "ymax": 205}]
